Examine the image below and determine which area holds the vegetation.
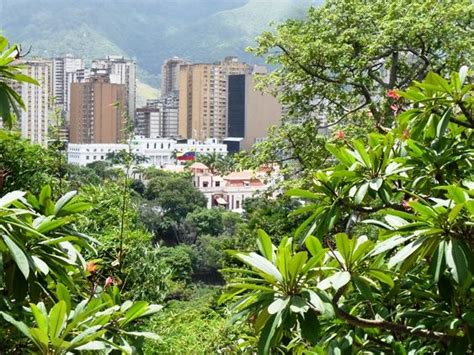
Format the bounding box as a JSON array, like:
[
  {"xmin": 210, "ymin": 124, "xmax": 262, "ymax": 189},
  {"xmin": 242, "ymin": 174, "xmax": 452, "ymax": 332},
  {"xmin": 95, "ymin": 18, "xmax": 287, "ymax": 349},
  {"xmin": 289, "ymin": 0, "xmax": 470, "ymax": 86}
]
[
  {"xmin": 1, "ymin": 0, "xmax": 473, "ymax": 353},
  {"xmin": 223, "ymin": 68, "xmax": 474, "ymax": 353}
]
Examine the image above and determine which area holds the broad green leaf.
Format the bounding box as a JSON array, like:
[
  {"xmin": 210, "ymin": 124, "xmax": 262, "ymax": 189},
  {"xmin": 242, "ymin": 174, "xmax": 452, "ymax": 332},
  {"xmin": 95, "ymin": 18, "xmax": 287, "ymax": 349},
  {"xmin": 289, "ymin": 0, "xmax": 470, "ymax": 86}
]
[
  {"xmin": 54, "ymin": 191, "xmax": 77, "ymax": 215},
  {"xmin": 445, "ymin": 240, "xmax": 470, "ymax": 284},
  {"xmin": 2, "ymin": 235, "xmax": 30, "ymax": 280},
  {"xmin": 32, "ymin": 256, "xmax": 49, "ymax": 275},
  {"xmin": 121, "ymin": 301, "xmax": 149, "ymax": 325},
  {"xmin": 258, "ymin": 313, "xmax": 281, "ymax": 355},
  {"xmin": 257, "ymin": 229, "xmax": 274, "ymax": 261},
  {"xmin": 388, "ymin": 238, "xmax": 426, "ymax": 268},
  {"xmin": 0, "ymin": 191, "xmax": 25, "ymax": 207},
  {"xmin": 286, "ymin": 188, "xmax": 320, "ymax": 200},
  {"xmin": 318, "ymin": 271, "xmax": 351, "ymax": 291},
  {"xmin": 305, "ymin": 235, "xmax": 323, "ymax": 257},
  {"xmin": 268, "ymin": 297, "xmax": 289, "ymax": 314},
  {"xmin": 335, "ymin": 233, "xmax": 352, "ymax": 266},
  {"xmin": 371, "ymin": 235, "xmax": 414, "ymax": 256},
  {"xmin": 56, "ymin": 284, "xmax": 72, "ymax": 314},
  {"xmin": 30, "ymin": 303, "xmax": 48, "ymax": 332},
  {"xmin": 48, "ymin": 300, "xmax": 67, "ymax": 341},
  {"xmin": 75, "ymin": 341, "xmax": 107, "ymax": 350},
  {"xmin": 237, "ymin": 252, "xmax": 283, "ymax": 282},
  {"xmin": 436, "ymin": 108, "xmax": 452, "ymax": 138},
  {"xmin": 354, "ymin": 182, "xmax": 369, "ymax": 204},
  {"xmin": 300, "ymin": 310, "xmax": 320, "ymax": 345},
  {"xmin": 368, "ymin": 270, "xmax": 394, "ymax": 288}
]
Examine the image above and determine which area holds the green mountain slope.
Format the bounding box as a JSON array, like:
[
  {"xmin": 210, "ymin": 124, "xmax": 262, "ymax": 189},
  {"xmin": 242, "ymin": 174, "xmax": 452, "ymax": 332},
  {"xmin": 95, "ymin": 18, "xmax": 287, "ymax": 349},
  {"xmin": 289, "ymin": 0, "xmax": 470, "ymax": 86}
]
[{"xmin": 0, "ymin": 0, "xmax": 322, "ymax": 87}]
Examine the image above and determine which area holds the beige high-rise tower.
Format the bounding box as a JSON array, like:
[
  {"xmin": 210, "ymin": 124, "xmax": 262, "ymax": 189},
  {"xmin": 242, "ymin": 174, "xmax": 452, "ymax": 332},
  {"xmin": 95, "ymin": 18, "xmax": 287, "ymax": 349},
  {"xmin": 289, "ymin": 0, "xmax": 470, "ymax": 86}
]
[
  {"xmin": 178, "ymin": 57, "xmax": 252, "ymax": 141},
  {"xmin": 69, "ymin": 75, "xmax": 126, "ymax": 144},
  {"xmin": 13, "ymin": 59, "xmax": 53, "ymax": 147}
]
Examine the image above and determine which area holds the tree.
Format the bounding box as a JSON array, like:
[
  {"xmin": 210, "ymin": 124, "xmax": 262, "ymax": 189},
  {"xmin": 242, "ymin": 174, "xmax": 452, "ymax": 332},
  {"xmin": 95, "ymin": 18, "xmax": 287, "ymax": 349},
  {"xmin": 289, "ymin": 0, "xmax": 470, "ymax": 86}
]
[
  {"xmin": 186, "ymin": 208, "xmax": 224, "ymax": 237},
  {"xmin": 0, "ymin": 132, "xmax": 56, "ymax": 194},
  {"xmin": 222, "ymin": 68, "xmax": 474, "ymax": 353},
  {"xmin": 144, "ymin": 172, "xmax": 207, "ymax": 222},
  {"xmin": 248, "ymin": 0, "xmax": 473, "ymax": 177}
]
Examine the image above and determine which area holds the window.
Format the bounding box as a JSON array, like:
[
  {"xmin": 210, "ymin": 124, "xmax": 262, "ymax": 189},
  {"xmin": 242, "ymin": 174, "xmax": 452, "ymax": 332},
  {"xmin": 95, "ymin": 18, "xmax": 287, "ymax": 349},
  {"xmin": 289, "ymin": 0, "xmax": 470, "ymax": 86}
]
[
  {"xmin": 203, "ymin": 182, "xmax": 209, "ymax": 188},
  {"xmin": 215, "ymin": 181, "xmax": 220, "ymax": 187},
  {"xmin": 86, "ymin": 156, "xmax": 89, "ymax": 160}
]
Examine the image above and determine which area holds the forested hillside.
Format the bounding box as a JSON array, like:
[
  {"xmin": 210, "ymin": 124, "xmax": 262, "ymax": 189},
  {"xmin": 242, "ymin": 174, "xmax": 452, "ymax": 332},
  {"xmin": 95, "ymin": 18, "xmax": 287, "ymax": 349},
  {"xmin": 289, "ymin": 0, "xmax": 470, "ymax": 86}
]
[{"xmin": 0, "ymin": 0, "xmax": 320, "ymax": 84}]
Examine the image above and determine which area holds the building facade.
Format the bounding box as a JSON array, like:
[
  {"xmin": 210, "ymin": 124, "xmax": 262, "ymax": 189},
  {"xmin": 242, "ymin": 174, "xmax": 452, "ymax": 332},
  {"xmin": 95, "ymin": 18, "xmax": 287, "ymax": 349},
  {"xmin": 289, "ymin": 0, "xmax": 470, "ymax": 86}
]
[
  {"xmin": 92, "ymin": 56, "xmax": 136, "ymax": 120},
  {"xmin": 227, "ymin": 74, "xmax": 282, "ymax": 151},
  {"xmin": 190, "ymin": 163, "xmax": 265, "ymax": 212},
  {"xmin": 161, "ymin": 57, "xmax": 187, "ymax": 97},
  {"xmin": 14, "ymin": 60, "xmax": 52, "ymax": 146},
  {"xmin": 138, "ymin": 96, "xmax": 179, "ymax": 138},
  {"xmin": 67, "ymin": 137, "xmax": 228, "ymax": 167},
  {"xmin": 52, "ymin": 56, "xmax": 84, "ymax": 113},
  {"xmin": 69, "ymin": 75, "xmax": 126, "ymax": 144},
  {"xmin": 178, "ymin": 57, "xmax": 254, "ymax": 141}
]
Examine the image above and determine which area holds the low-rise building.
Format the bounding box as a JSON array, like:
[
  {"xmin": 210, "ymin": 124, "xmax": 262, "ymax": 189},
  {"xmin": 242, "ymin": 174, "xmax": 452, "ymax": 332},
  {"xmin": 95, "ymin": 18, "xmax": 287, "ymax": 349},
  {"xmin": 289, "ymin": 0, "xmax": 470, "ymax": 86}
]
[
  {"xmin": 67, "ymin": 136, "xmax": 227, "ymax": 167},
  {"xmin": 190, "ymin": 163, "xmax": 266, "ymax": 212}
]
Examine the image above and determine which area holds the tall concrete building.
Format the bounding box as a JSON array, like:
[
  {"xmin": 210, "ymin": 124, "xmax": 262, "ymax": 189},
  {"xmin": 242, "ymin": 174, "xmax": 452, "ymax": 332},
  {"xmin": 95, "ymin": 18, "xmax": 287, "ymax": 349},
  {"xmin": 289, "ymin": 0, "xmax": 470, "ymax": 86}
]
[
  {"xmin": 52, "ymin": 56, "xmax": 84, "ymax": 112},
  {"xmin": 178, "ymin": 57, "xmax": 253, "ymax": 141},
  {"xmin": 135, "ymin": 107, "xmax": 162, "ymax": 138},
  {"xmin": 161, "ymin": 57, "xmax": 187, "ymax": 97},
  {"xmin": 227, "ymin": 74, "xmax": 282, "ymax": 151},
  {"xmin": 14, "ymin": 60, "xmax": 52, "ymax": 146},
  {"xmin": 135, "ymin": 96, "xmax": 179, "ymax": 138},
  {"xmin": 69, "ymin": 75, "xmax": 126, "ymax": 144},
  {"xmin": 92, "ymin": 56, "xmax": 136, "ymax": 120}
]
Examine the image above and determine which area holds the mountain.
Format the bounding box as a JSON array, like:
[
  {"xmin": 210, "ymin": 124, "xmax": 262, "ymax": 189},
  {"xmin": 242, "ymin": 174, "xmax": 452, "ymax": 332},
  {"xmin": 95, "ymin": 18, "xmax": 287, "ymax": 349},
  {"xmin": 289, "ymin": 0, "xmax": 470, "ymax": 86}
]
[{"xmin": 0, "ymin": 0, "xmax": 322, "ymax": 90}]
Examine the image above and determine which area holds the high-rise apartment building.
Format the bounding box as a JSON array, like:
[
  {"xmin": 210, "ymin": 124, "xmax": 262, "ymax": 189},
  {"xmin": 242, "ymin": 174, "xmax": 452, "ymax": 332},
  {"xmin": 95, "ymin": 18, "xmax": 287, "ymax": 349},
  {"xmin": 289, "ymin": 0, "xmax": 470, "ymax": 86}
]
[
  {"xmin": 135, "ymin": 96, "xmax": 179, "ymax": 138},
  {"xmin": 52, "ymin": 56, "xmax": 84, "ymax": 112},
  {"xmin": 135, "ymin": 107, "xmax": 162, "ymax": 138},
  {"xmin": 227, "ymin": 74, "xmax": 282, "ymax": 151},
  {"xmin": 92, "ymin": 56, "xmax": 136, "ymax": 120},
  {"xmin": 69, "ymin": 75, "xmax": 126, "ymax": 144},
  {"xmin": 13, "ymin": 60, "xmax": 52, "ymax": 146},
  {"xmin": 161, "ymin": 57, "xmax": 187, "ymax": 97},
  {"xmin": 178, "ymin": 57, "xmax": 254, "ymax": 141}
]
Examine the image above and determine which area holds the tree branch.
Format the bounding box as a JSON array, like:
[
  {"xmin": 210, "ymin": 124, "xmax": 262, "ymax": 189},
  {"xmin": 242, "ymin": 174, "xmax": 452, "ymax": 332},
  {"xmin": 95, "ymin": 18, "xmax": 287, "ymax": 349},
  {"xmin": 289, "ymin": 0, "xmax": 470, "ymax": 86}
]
[{"xmin": 332, "ymin": 286, "xmax": 454, "ymax": 344}]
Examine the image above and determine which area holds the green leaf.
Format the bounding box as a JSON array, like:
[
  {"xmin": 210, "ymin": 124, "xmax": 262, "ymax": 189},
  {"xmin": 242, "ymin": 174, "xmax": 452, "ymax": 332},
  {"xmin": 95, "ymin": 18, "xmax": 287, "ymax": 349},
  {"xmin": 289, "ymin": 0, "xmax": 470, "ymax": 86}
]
[
  {"xmin": 268, "ymin": 297, "xmax": 290, "ymax": 315},
  {"xmin": 388, "ymin": 238, "xmax": 426, "ymax": 268},
  {"xmin": 300, "ymin": 310, "xmax": 320, "ymax": 345},
  {"xmin": 286, "ymin": 188, "xmax": 320, "ymax": 200},
  {"xmin": 436, "ymin": 108, "xmax": 452, "ymax": 138},
  {"xmin": 56, "ymin": 284, "xmax": 72, "ymax": 314},
  {"xmin": 335, "ymin": 233, "xmax": 352, "ymax": 266},
  {"xmin": 257, "ymin": 229, "xmax": 274, "ymax": 261},
  {"xmin": 354, "ymin": 182, "xmax": 369, "ymax": 204},
  {"xmin": 370, "ymin": 234, "xmax": 414, "ymax": 256},
  {"xmin": 237, "ymin": 252, "xmax": 283, "ymax": 282},
  {"xmin": 48, "ymin": 300, "xmax": 67, "ymax": 341},
  {"xmin": 0, "ymin": 191, "xmax": 25, "ymax": 207},
  {"xmin": 445, "ymin": 240, "xmax": 470, "ymax": 284},
  {"xmin": 318, "ymin": 271, "xmax": 351, "ymax": 291},
  {"xmin": 258, "ymin": 313, "xmax": 280, "ymax": 355},
  {"xmin": 353, "ymin": 276, "xmax": 373, "ymax": 301},
  {"xmin": 305, "ymin": 235, "xmax": 323, "ymax": 257},
  {"xmin": 121, "ymin": 301, "xmax": 149, "ymax": 326},
  {"xmin": 54, "ymin": 191, "xmax": 77, "ymax": 215},
  {"xmin": 352, "ymin": 140, "xmax": 372, "ymax": 167},
  {"xmin": 30, "ymin": 303, "xmax": 48, "ymax": 332},
  {"xmin": 368, "ymin": 270, "xmax": 394, "ymax": 288},
  {"xmin": 75, "ymin": 341, "xmax": 107, "ymax": 350},
  {"xmin": 2, "ymin": 235, "xmax": 30, "ymax": 280},
  {"xmin": 0, "ymin": 312, "xmax": 35, "ymax": 345}
]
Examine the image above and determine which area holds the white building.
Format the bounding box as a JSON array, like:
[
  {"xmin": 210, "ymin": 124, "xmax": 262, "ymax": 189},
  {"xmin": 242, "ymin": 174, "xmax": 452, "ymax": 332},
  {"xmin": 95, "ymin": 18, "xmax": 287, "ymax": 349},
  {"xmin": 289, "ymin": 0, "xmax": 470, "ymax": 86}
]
[
  {"xmin": 52, "ymin": 56, "xmax": 84, "ymax": 113},
  {"xmin": 14, "ymin": 60, "xmax": 52, "ymax": 147},
  {"xmin": 190, "ymin": 163, "xmax": 266, "ymax": 212},
  {"xmin": 67, "ymin": 137, "xmax": 227, "ymax": 167}
]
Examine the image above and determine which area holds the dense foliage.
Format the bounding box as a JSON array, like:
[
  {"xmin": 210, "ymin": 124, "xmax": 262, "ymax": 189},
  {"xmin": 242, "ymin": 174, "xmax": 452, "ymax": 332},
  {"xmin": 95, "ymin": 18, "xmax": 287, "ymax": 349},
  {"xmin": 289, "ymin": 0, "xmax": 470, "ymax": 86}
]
[
  {"xmin": 223, "ymin": 68, "xmax": 474, "ymax": 353},
  {"xmin": 247, "ymin": 0, "xmax": 474, "ymax": 179}
]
